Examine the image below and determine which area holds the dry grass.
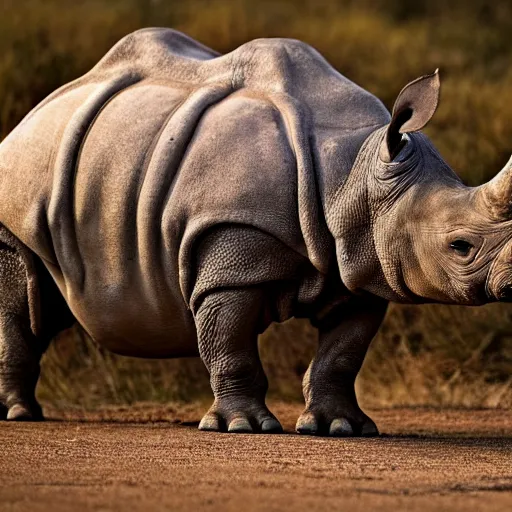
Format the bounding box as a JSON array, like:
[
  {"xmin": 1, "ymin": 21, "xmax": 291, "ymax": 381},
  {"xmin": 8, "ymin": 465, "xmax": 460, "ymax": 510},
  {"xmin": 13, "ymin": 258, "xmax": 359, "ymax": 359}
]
[
  {"xmin": 0, "ymin": 0, "xmax": 511, "ymax": 409},
  {"xmin": 359, "ymin": 304, "xmax": 512, "ymax": 409},
  {"xmin": 38, "ymin": 305, "xmax": 512, "ymax": 410}
]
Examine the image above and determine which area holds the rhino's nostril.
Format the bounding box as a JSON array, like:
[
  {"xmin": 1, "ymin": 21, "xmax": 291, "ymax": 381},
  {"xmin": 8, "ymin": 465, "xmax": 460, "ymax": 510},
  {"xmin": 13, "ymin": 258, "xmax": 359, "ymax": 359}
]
[{"xmin": 499, "ymin": 284, "xmax": 512, "ymax": 302}]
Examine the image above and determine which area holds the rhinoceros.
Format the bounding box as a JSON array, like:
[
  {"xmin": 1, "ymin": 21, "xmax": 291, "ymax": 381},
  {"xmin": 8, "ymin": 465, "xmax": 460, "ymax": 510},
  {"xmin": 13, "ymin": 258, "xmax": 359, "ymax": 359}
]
[{"xmin": 0, "ymin": 28, "xmax": 510, "ymax": 435}]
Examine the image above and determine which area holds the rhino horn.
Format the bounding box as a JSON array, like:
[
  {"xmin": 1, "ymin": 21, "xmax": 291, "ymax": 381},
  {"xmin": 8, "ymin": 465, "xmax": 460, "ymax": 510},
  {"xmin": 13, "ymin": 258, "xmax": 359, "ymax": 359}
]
[{"xmin": 482, "ymin": 155, "xmax": 512, "ymax": 218}]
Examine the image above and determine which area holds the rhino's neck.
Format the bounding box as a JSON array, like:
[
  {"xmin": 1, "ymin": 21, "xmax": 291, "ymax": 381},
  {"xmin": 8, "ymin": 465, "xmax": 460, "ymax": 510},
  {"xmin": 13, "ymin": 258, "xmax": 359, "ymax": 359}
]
[{"xmin": 319, "ymin": 126, "xmax": 410, "ymax": 301}]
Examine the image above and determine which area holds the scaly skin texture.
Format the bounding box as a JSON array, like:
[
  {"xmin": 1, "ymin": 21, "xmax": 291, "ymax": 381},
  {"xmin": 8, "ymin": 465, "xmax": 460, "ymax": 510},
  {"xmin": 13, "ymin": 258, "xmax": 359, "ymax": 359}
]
[
  {"xmin": 0, "ymin": 30, "xmax": 510, "ymax": 435},
  {"xmin": 0, "ymin": 228, "xmax": 41, "ymax": 420}
]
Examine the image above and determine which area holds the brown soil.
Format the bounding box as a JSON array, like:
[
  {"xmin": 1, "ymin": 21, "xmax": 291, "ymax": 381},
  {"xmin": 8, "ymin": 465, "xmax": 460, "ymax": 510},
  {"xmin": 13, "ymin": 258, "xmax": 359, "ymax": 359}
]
[{"xmin": 2, "ymin": 402, "xmax": 512, "ymax": 512}]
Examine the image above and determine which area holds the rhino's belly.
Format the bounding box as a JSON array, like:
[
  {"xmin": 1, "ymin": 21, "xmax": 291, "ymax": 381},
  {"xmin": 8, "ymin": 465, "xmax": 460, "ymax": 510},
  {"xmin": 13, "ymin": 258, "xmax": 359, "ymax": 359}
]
[
  {"xmin": 57, "ymin": 265, "xmax": 199, "ymax": 358},
  {"xmin": 84, "ymin": 307, "xmax": 199, "ymax": 359},
  {"xmin": 85, "ymin": 314, "xmax": 198, "ymax": 359}
]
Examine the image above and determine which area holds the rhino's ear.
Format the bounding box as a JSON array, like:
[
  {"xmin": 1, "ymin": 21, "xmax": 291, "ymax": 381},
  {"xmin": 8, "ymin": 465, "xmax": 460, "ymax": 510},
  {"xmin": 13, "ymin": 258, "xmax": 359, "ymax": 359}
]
[{"xmin": 381, "ymin": 70, "xmax": 441, "ymax": 162}]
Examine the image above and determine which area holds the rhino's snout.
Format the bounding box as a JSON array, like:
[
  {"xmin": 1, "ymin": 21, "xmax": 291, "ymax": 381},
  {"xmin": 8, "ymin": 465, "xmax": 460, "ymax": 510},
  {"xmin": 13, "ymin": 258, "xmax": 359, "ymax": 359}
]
[
  {"xmin": 476, "ymin": 156, "xmax": 512, "ymax": 303},
  {"xmin": 488, "ymin": 266, "xmax": 512, "ymax": 302},
  {"xmin": 497, "ymin": 284, "xmax": 512, "ymax": 302},
  {"xmin": 487, "ymin": 243, "xmax": 512, "ymax": 302},
  {"xmin": 487, "ymin": 275, "xmax": 512, "ymax": 303}
]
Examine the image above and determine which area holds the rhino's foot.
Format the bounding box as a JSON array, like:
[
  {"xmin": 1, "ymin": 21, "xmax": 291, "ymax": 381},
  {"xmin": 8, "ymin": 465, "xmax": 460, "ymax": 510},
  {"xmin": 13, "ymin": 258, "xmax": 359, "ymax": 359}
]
[
  {"xmin": 296, "ymin": 405, "xmax": 378, "ymax": 437},
  {"xmin": 0, "ymin": 400, "xmax": 44, "ymax": 421},
  {"xmin": 199, "ymin": 398, "xmax": 282, "ymax": 434}
]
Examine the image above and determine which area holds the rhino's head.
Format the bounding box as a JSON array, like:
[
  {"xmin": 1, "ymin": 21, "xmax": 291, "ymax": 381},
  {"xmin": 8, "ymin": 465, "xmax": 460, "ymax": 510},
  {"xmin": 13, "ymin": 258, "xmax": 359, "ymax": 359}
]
[{"xmin": 334, "ymin": 71, "xmax": 512, "ymax": 305}]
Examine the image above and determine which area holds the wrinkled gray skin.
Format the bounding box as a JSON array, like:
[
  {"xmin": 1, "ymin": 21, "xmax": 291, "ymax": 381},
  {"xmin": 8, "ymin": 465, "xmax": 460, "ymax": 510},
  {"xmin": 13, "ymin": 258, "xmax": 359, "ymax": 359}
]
[{"xmin": 0, "ymin": 29, "xmax": 510, "ymax": 434}]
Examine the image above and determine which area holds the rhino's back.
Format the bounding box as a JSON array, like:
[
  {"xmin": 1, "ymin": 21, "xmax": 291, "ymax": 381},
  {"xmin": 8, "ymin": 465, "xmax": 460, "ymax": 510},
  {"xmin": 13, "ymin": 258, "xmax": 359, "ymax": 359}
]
[{"xmin": 0, "ymin": 29, "xmax": 389, "ymax": 356}]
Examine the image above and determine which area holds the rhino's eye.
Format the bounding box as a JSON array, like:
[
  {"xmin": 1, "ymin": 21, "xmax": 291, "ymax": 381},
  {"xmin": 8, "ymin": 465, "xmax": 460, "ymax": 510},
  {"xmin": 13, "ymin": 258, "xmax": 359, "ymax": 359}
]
[{"xmin": 450, "ymin": 239, "xmax": 473, "ymax": 256}]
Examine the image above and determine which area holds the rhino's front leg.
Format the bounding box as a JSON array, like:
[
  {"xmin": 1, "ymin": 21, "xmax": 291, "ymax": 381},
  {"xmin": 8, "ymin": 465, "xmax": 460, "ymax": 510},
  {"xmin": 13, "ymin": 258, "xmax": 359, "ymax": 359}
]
[
  {"xmin": 296, "ymin": 297, "xmax": 387, "ymax": 437},
  {"xmin": 194, "ymin": 287, "xmax": 282, "ymax": 434}
]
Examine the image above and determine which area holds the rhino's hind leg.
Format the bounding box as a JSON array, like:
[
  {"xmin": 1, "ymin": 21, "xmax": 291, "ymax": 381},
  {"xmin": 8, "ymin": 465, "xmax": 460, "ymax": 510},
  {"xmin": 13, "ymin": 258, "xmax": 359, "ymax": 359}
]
[
  {"xmin": 0, "ymin": 230, "xmax": 44, "ymax": 421},
  {"xmin": 296, "ymin": 298, "xmax": 388, "ymax": 437},
  {"xmin": 0, "ymin": 313, "xmax": 42, "ymax": 421},
  {"xmin": 194, "ymin": 287, "xmax": 282, "ymax": 434}
]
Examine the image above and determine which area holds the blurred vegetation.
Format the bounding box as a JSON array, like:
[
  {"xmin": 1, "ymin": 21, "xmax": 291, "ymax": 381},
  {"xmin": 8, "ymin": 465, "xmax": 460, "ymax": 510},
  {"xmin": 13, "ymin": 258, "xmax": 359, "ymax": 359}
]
[{"xmin": 1, "ymin": 0, "xmax": 511, "ymax": 410}]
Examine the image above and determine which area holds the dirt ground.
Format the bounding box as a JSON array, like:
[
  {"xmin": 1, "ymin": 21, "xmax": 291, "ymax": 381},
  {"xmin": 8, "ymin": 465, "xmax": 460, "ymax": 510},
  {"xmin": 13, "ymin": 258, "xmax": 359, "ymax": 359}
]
[{"xmin": 1, "ymin": 402, "xmax": 512, "ymax": 512}]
